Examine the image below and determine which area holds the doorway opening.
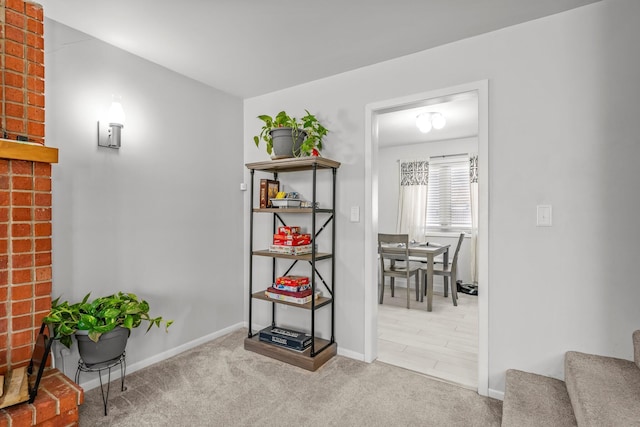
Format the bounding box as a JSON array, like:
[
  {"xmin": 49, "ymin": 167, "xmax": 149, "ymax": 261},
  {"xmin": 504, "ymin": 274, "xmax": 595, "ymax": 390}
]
[{"xmin": 363, "ymin": 81, "xmax": 489, "ymax": 395}]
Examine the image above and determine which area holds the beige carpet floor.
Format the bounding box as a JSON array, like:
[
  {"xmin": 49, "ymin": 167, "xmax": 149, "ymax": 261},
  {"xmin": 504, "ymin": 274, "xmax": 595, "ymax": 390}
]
[{"xmin": 79, "ymin": 329, "xmax": 501, "ymax": 426}]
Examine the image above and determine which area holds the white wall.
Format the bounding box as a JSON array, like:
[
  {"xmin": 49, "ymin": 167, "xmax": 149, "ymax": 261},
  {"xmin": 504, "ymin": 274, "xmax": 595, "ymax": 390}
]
[
  {"xmin": 378, "ymin": 138, "xmax": 477, "ymax": 286},
  {"xmin": 46, "ymin": 20, "xmax": 245, "ymax": 378},
  {"xmin": 244, "ymin": 0, "xmax": 640, "ymax": 394}
]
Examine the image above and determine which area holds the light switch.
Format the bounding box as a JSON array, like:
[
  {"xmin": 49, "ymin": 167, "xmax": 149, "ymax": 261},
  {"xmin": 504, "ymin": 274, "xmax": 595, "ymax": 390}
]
[
  {"xmin": 240, "ymin": 183, "xmax": 247, "ymax": 191},
  {"xmin": 536, "ymin": 205, "xmax": 552, "ymax": 226},
  {"xmin": 350, "ymin": 206, "xmax": 360, "ymax": 222}
]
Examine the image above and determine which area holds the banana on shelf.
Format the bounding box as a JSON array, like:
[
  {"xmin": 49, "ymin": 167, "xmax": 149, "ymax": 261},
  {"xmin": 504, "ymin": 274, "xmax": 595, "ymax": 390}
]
[{"xmin": 275, "ymin": 192, "xmax": 287, "ymax": 199}]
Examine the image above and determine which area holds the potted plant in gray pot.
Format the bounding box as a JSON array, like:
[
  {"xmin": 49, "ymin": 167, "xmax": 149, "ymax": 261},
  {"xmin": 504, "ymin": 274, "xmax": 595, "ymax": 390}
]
[
  {"xmin": 43, "ymin": 292, "xmax": 173, "ymax": 365},
  {"xmin": 254, "ymin": 110, "xmax": 328, "ymax": 159}
]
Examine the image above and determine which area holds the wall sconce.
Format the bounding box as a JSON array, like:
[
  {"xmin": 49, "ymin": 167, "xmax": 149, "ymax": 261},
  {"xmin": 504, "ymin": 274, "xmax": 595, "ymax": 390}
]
[
  {"xmin": 98, "ymin": 99, "xmax": 126, "ymax": 148},
  {"xmin": 416, "ymin": 112, "xmax": 446, "ymax": 134}
]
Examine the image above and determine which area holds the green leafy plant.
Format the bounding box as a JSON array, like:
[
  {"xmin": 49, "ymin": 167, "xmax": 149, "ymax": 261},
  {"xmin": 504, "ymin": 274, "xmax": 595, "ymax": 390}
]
[
  {"xmin": 253, "ymin": 110, "xmax": 328, "ymax": 157},
  {"xmin": 43, "ymin": 292, "xmax": 173, "ymax": 348}
]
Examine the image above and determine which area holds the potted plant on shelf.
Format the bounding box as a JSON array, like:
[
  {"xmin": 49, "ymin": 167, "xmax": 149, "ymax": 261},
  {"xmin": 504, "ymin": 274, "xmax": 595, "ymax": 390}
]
[
  {"xmin": 43, "ymin": 292, "xmax": 173, "ymax": 365},
  {"xmin": 253, "ymin": 110, "xmax": 328, "ymax": 159}
]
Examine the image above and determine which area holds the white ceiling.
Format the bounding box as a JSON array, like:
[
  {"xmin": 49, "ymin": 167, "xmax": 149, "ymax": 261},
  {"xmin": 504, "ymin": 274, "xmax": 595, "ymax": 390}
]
[
  {"xmin": 377, "ymin": 91, "xmax": 479, "ymax": 147},
  {"xmin": 37, "ymin": 0, "xmax": 599, "ymax": 99}
]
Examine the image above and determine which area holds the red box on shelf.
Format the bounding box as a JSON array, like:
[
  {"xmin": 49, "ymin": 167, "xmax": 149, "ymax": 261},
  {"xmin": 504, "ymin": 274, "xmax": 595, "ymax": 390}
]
[
  {"xmin": 277, "ymin": 226, "xmax": 301, "ymax": 235},
  {"xmin": 273, "ymin": 233, "xmax": 311, "ymax": 246},
  {"xmin": 273, "ymin": 233, "xmax": 311, "ymax": 241},
  {"xmin": 276, "ymin": 276, "xmax": 310, "ymax": 286},
  {"xmin": 273, "ymin": 239, "xmax": 311, "ymax": 246}
]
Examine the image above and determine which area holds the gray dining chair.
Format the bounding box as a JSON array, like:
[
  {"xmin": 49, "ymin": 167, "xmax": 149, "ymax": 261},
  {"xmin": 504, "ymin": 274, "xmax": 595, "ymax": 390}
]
[
  {"xmin": 421, "ymin": 233, "xmax": 465, "ymax": 307},
  {"xmin": 378, "ymin": 233, "xmax": 421, "ymax": 309}
]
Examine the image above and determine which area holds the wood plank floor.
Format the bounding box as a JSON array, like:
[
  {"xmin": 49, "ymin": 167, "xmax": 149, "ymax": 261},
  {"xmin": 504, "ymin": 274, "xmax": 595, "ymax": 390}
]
[{"xmin": 377, "ymin": 284, "xmax": 479, "ymax": 390}]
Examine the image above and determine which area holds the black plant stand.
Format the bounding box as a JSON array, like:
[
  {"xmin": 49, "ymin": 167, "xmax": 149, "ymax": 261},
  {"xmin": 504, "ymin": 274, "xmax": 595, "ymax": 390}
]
[{"xmin": 75, "ymin": 352, "xmax": 126, "ymax": 416}]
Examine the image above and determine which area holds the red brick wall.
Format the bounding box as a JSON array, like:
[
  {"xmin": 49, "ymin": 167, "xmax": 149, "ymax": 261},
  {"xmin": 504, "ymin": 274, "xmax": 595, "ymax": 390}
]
[
  {"xmin": 1, "ymin": 0, "xmax": 45, "ymax": 145},
  {"xmin": 0, "ymin": 4, "xmax": 78, "ymax": 426},
  {"xmin": 0, "ymin": 159, "xmax": 52, "ymax": 373},
  {"xmin": 0, "ymin": 0, "xmax": 51, "ymax": 374}
]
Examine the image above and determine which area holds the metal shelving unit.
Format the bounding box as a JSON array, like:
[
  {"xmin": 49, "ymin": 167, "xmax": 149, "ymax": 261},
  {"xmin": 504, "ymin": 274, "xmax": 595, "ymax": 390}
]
[{"xmin": 244, "ymin": 157, "xmax": 339, "ymax": 371}]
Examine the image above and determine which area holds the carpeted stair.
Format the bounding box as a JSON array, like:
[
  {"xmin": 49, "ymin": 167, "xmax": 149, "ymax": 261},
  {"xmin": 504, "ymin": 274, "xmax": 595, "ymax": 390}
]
[{"xmin": 502, "ymin": 330, "xmax": 640, "ymax": 426}]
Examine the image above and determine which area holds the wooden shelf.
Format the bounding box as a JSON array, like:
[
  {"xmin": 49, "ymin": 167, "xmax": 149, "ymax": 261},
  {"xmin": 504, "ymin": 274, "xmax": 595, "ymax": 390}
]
[
  {"xmin": 0, "ymin": 139, "xmax": 58, "ymax": 163},
  {"xmin": 253, "ymin": 207, "xmax": 333, "ymax": 214},
  {"xmin": 253, "ymin": 249, "xmax": 332, "ymax": 261},
  {"xmin": 252, "ymin": 291, "xmax": 332, "ymax": 310},
  {"xmin": 244, "ymin": 334, "xmax": 337, "ymax": 371},
  {"xmin": 246, "ymin": 157, "xmax": 340, "ymax": 173}
]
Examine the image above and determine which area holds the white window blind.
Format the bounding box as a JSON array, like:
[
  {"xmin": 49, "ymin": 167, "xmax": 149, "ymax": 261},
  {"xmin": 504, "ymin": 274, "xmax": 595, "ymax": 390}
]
[{"xmin": 426, "ymin": 157, "xmax": 471, "ymax": 231}]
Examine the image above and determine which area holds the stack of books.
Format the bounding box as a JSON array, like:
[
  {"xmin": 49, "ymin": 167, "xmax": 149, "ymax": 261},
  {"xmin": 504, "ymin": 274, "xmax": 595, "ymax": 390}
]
[
  {"xmin": 265, "ymin": 275, "xmax": 320, "ymax": 304},
  {"xmin": 258, "ymin": 326, "xmax": 313, "ymax": 352},
  {"xmin": 269, "ymin": 226, "xmax": 312, "ymax": 255}
]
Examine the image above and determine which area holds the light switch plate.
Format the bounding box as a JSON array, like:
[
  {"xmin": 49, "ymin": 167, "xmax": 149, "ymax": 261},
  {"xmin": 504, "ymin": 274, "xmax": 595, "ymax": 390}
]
[
  {"xmin": 536, "ymin": 205, "xmax": 552, "ymax": 226},
  {"xmin": 350, "ymin": 206, "xmax": 360, "ymax": 222}
]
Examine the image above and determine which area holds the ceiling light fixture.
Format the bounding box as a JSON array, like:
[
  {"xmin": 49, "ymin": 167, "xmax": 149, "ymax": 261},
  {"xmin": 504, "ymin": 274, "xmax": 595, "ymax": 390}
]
[{"xmin": 416, "ymin": 112, "xmax": 446, "ymax": 133}]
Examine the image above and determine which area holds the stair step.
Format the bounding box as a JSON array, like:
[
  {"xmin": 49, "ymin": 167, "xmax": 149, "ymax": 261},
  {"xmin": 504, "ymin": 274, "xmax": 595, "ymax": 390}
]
[
  {"xmin": 565, "ymin": 351, "xmax": 640, "ymax": 426},
  {"xmin": 501, "ymin": 369, "xmax": 576, "ymax": 427}
]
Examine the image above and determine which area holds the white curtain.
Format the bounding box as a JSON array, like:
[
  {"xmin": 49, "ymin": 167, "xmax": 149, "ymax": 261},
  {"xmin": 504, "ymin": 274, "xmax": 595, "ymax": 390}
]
[
  {"xmin": 469, "ymin": 154, "xmax": 479, "ymax": 284},
  {"xmin": 397, "ymin": 160, "xmax": 428, "ymax": 243}
]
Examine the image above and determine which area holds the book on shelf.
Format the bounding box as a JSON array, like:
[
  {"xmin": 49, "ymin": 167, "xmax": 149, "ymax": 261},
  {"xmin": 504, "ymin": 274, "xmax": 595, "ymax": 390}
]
[
  {"xmin": 258, "ymin": 326, "xmax": 312, "ymax": 351},
  {"xmin": 264, "ymin": 288, "xmax": 321, "ymax": 304},
  {"xmin": 259, "ymin": 179, "xmax": 279, "ymax": 208}
]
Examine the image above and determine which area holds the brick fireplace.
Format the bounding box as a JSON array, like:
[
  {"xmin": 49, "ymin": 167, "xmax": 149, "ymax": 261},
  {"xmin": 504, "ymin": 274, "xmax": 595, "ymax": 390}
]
[{"xmin": 1, "ymin": 1, "xmax": 83, "ymax": 425}]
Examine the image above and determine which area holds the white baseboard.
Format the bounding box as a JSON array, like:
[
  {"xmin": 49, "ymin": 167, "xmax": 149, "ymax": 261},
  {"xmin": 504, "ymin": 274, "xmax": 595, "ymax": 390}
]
[
  {"xmin": 337, "ymin": 347, "xmax": 364, "ymax": 361},
  {"xmin": 488, "ymin": 388, "xmax": 504, "ymax": 401},
  {"xmin": 78, "ymin": 322, "xmax": 245, "ymax": 391}
]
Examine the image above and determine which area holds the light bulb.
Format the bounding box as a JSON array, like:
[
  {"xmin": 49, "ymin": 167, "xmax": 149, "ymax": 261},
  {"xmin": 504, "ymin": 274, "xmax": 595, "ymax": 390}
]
[
  {"xmin": 431, "ymin": 112, "xmax": 446, "ymax": 130},
  {"xmin": 108, "ymin": 101, "xmax": 126, "ymax": 127},
  {"xmin": 416, "ymin": 113, "xmax": 432, "ymax": 133}
]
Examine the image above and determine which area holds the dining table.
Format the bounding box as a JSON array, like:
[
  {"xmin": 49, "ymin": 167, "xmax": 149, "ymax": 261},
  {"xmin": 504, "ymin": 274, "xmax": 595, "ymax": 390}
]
[{"xmin": 381, "ymin": 242, "xmax": 450, "ymax": 312}]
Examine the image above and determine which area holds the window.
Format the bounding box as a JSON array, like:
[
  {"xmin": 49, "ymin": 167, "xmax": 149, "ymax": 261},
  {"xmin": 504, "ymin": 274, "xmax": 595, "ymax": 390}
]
[{"xmin": 426, "ymin": 157, "xmax": 471, "ymax": 231}]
